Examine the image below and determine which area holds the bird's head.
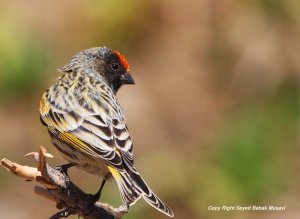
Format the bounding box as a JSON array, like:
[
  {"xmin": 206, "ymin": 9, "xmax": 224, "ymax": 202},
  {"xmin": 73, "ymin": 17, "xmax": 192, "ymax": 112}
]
[{"xmin": 59, "ymin": 47, "xmax": 135, "ymax": 93}]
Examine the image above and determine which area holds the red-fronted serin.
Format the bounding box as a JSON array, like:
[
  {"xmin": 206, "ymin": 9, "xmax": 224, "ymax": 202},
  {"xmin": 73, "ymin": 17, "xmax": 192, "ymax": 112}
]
[{"xmin": 39, "ymin": 47, "xmax": 174, "ymax": 217}]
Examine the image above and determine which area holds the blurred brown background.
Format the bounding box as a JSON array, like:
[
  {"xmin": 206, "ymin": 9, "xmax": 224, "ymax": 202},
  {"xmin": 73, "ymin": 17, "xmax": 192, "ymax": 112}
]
[{"xmin": 0, "ymin": 0, "xmax": 298, "ymax": 218}]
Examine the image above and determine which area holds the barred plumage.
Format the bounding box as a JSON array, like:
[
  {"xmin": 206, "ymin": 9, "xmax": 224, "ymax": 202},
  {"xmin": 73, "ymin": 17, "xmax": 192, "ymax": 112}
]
[{"xmin": 39, "ymin": 47, "xmax": 174, "ymax": 217}]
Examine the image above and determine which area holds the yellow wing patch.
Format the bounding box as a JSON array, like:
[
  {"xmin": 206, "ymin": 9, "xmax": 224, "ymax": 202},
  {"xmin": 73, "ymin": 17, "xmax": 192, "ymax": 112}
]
[
  {"xmin": 58, "ymin": 132, "xmax": 96, "ymax": 156},
  {"xmin": 107, "ymin": 166, "xmax": 121, "ymax": 180}
]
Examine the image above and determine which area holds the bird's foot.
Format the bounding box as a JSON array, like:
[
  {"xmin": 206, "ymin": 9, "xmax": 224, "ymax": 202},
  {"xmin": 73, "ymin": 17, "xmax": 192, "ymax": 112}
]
[{"xmin": 90, "ymin": 190, "xmax": 101, "ymax": 205}]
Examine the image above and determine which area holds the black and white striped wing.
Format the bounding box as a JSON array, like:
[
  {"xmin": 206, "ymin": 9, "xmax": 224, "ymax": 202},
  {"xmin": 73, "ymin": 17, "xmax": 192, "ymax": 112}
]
[
  {"xmin": 40, "ymin": 93, "xmax": 134, "ymax": 171},
  {"xmin": 112, "ymin": 119, "xmax": 134, "ymax": 166}
]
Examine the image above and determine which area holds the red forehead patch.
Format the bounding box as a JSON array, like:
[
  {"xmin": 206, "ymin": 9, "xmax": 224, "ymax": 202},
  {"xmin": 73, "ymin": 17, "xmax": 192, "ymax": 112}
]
[{"xmin": 114, "ymin": 50, "xmax": 129, "ymax": 70}]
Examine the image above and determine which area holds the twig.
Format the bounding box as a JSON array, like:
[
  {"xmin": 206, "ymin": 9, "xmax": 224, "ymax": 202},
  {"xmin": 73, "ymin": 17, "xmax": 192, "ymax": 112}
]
[{"xmin": 0, "ymin": 146, "xmax": 127, "ymax": 219}]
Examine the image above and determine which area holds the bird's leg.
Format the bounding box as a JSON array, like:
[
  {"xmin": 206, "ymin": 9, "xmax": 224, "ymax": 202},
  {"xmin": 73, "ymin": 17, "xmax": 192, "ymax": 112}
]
[
  {"xmin": 83, "ymin": 174, "xmax": 110, "ymax": 215},
  {"xmin": 94, "ymin": 176, "xmax": 107, "ymax": 201},
  {"xmin": 92, "ymin": 175, "xmax": 109, "ymax": 202},
  {"xmin": 55, "ymin": 163, "xmax": 76, "ymax": 176},
  {"xmin": 61, "ymin": 163, "xmax": 76, "ymax": 172}
]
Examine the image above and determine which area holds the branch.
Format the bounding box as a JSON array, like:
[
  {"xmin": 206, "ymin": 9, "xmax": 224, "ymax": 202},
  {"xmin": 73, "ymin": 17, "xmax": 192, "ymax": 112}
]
[{"xmin": 0, "ymin": 146, "xmax": 127, "ymax": 219}]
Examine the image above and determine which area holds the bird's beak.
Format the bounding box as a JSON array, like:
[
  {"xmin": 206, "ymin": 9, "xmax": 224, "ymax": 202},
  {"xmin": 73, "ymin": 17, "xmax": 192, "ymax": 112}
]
[{"xmin": 121, "ymin": 72, "xmax": 135, "ymax": 84}]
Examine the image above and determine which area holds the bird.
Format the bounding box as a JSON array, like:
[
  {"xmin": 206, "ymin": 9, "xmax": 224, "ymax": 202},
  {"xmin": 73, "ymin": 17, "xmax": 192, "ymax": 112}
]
[{"xmin": 39, "ymin": 47, "xmax": 174, "ymax": 217}]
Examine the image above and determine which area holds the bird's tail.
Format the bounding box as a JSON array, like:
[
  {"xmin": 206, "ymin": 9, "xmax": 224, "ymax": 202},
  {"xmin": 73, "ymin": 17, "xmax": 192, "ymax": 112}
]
[{"xmin": 108, "ymin": 166, "xmax": 174, "ymax": 217}]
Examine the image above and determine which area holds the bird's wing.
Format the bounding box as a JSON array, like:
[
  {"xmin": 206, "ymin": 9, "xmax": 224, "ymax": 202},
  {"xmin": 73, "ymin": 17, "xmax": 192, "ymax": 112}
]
[
  {"xmin": 40, "ymin": 80, "xmax": 174, "ymax": 216},
  {"xmin": 39, "ymin": 81, "xmax": 134, "ymax": 170},
  {"xmin": 111, "ymin": 119, "xmax": 135, "ymax": 167}
]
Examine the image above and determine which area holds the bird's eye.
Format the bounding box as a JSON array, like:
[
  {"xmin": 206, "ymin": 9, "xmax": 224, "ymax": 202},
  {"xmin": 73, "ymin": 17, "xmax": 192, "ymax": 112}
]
[{"xmin": 111, "ymin": 63, "xmax": 119, "ymax": 71}]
